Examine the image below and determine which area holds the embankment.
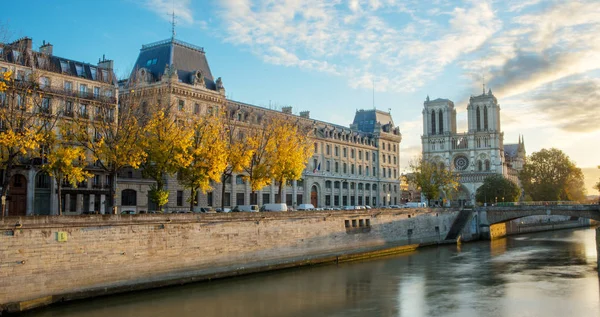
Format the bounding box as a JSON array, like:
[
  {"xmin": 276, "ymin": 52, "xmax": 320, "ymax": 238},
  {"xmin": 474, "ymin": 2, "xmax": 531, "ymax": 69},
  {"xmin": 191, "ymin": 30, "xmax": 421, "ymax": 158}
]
[{"xmin": 0, "ymin": 208, "xmax": 457, "ymax": 313}]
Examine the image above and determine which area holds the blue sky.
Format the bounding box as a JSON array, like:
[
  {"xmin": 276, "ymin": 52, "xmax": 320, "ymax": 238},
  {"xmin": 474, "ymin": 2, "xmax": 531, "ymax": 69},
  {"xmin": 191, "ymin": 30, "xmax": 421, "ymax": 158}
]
[{"xmin": 3, "ymin": 0, "xmax": 600, "ymax": 191}]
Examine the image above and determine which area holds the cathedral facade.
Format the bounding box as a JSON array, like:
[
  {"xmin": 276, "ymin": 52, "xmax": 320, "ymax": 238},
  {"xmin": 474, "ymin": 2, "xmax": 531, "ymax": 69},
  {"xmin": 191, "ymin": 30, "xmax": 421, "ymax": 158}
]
[{"xmin": 421, "ymin": 89, "xmax": 525, "ymax": 206}]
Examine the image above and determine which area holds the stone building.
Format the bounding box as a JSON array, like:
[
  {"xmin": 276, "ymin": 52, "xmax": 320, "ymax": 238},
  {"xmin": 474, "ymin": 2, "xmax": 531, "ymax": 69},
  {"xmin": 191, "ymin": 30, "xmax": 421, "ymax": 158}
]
[
  {"xmin": 0, "ymin": 37, "xmax": 118, "ymax": 216},
  {"xmin": 116, "ymin": 36, "xmax": 402, "ymax": 212},
  {"xmin": 421, "ymin": 89, "xmax": 525, "ymax": 206}
]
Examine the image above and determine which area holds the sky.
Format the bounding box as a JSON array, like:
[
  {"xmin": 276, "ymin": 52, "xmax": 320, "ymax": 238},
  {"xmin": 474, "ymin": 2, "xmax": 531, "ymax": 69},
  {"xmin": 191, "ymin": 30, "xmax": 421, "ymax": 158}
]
[{"xmin": 3, "ymin": 0, "xmax": 599, "ymax": 193}]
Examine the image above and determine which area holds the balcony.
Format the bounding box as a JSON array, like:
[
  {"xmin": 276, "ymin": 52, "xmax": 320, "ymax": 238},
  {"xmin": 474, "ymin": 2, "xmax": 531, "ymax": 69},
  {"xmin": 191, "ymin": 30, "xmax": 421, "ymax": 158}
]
[{"xmin": 40, "ymin": 85, "xmax": 117, "ymax": 104}]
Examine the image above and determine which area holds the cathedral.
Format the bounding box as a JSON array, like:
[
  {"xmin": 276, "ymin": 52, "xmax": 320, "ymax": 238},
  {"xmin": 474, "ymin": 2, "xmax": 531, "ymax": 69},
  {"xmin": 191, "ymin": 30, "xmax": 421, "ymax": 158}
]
[{"xmin": 421, "ymin": 89, "xmax": 525, "ymax": 206}]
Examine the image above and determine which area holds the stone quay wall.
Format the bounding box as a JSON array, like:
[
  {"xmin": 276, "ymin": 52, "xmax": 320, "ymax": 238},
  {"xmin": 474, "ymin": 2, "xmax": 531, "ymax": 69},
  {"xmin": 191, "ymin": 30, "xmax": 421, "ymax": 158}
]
[{"xmin": 0, "ymin": 208, "xmax": 457, "ymax": 312}]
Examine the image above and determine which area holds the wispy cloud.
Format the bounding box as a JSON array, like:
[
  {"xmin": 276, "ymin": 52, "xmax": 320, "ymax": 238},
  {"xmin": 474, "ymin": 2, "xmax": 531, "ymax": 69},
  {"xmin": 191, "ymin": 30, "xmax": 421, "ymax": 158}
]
[{"xmin": 143, "ymin": 0, "xmax": 194, "ymax": 25}]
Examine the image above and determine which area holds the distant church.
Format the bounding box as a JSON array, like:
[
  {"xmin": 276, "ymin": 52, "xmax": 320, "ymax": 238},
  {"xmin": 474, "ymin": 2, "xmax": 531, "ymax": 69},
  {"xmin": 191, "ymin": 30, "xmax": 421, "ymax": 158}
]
[{"xmin": 421, "ymin": 88, "xmax": 525, "ymax": 206}]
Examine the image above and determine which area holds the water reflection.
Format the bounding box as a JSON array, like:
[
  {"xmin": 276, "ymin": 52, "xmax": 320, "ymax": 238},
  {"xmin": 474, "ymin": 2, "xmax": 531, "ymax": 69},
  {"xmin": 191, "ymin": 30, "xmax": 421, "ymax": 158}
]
[{"xmin": 24, "ymin": 228, "xmax": 599, "ymax": 317}]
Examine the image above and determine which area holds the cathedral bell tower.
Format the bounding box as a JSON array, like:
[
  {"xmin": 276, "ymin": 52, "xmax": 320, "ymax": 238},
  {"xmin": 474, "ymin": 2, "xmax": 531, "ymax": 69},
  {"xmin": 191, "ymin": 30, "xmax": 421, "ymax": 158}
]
[
  {"xmin": 467, "ymin": 88, "xmax": 501, "ymax": 133},
  {"xmin": 422, "ymin": 96, "xmax": 457, "ymax": 136}
]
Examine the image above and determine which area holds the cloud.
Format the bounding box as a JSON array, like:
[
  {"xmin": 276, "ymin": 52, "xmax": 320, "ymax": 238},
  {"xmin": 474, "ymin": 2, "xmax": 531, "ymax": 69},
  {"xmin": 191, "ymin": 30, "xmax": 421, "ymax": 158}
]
[
  {"xmin": 520, "ymin": 78, "xmax": 600, "ymax": 133},
  {"xmin": 143, "ymin": 0, "xmax": 194, "ymax": 25},
  {"xmin": 215, "ymin": 0, "xmax": 500, "ymax": 93}
]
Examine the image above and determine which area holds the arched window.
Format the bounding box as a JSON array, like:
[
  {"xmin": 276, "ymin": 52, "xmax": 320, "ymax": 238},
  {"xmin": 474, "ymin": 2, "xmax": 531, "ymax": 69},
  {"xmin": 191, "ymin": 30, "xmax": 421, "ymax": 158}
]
[
  {"xmin": 35, "ymin": 172, "xmax": 51, "ymax": 188},
  {"xmin": 121, "ymin": 189, "xmax": 137, "ymax": 206},
  {"xmin": 476, "ymin": 107, "xmax": 481, "ymax": 131},
  {"xmin": 382, "ymin": 169, "xmax": 386, "ymax": 178},
  {"xmin": 335, "ymin": 161, "xmax": 339, "ymax": 173},
  {"xmin": 431, "ymin": 111, "xmax": 436, "ymax": 135},
  {"xmin": 325, "ymin": 181, "xmax": 332, "ymax": 189},
  {"xmin": 358, "ymin": 183, "xmax": 363, "ymax": 190},
  {"xmin": 334, "ymin": 181, "xmax": 340, "ymax": 189},
  {"xmin": 365, "ymin": 183, "xmax": 371, "ymax": 190},
  {"xmin": 343, "ymin": 163, "xmax": 347, "ymax": 174},
  {"xmin": 484, "ymin": 106, "xmax": 489, "ymax": 130},
  {"xmin": 439, "ymin": 162, "xmax": 444, "ymax": 170},
  {"xmin": 485, "ymin": 160, "xmax": 490, "ymax": 171},
  {"xmin": 372, "ymin": 184, "xmax": 377, "ymax": 191},
  {"xmin": 478, "ymin": 160, "xmax": 482, "ymax": 171},
  {"xmin": 438, "ymin": 110, "xmax": 443, "ymax": 134}
]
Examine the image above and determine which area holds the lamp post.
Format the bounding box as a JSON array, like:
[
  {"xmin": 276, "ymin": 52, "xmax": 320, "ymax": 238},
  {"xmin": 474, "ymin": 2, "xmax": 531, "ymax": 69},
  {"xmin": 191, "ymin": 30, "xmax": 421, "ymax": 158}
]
[{"xmin": 1, "ymin": 195, "xmax": 5, "ymax": 219}]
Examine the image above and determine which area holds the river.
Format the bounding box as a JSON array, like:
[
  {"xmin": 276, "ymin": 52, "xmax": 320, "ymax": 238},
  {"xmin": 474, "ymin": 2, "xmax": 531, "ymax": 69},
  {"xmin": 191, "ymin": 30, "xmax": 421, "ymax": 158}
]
[{"xmin": 22, "ymin": 227, "xmax": 600, "ymax": 317}]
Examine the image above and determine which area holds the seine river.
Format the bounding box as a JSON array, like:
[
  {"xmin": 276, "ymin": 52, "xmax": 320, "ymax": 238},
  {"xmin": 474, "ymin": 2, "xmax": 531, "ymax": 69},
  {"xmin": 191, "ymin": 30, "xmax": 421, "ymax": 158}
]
[{"xmin": 24, "ymin": 227, "xmax": 600, "ymax": 317}]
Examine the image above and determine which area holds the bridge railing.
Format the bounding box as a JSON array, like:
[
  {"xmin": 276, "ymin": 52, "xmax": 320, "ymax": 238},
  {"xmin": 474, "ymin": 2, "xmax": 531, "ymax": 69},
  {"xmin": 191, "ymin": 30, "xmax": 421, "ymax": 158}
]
[{"xmin": 491, "ymin": 201, "xmax": 581, "ymax": 207}]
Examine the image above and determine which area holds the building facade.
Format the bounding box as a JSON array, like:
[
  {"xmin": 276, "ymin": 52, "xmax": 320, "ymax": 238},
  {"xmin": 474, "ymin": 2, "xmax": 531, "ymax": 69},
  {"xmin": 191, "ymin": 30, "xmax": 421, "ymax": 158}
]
[
  {"xmin": 421, "ymin": 89, "xmax": 525, "ymax": 206},
  {"xmin": 116, "ymin": 36, "xmax": 402, "ymax": 212},
  {"xmin": 0, "ymin": 37, "xmax": 118, "ymax": 216}
]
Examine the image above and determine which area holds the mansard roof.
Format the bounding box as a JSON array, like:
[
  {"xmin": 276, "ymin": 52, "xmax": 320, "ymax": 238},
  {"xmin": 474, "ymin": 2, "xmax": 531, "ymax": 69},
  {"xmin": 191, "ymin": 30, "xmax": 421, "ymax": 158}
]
[
  {"xmin": 352, "ymin": 109, "xmax": 396, "ymax": 133},
  {"xmin": 130, "ymin": 38, "xmax": 216, "ymax": 90},
  {"xmin": 0, "ymin": 37, "xmax": 117, "ymax": 85},
  {"xmin": 504, "ymin": 144, "xmax": 519, "ymax": 158}
]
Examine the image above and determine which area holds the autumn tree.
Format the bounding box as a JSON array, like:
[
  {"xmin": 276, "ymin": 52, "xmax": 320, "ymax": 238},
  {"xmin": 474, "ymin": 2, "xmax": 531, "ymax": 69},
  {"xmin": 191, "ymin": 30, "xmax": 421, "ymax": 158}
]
[
  {"xmin": 519, "ymin": 148, "xmax": 586, "ymax": 202},
  {"xmin": 219, "ymin": 110, "xmax": 253, "ymax": 208},
  {"xmin": 178, "ymin": 111, "xmax": 228, "ymax": 211},
  {"xmin": 69, "ymin": 91, "xmax": 146, "ymax": 213},
  {"xmin": 243, "ymin": 118, "xmax": 277, "ymax": 200},
  {"xmin": 0, "ymin": 68, "xmax": 56, "ymax": 217},
  {"xmin": 405, "ymin": 157, "xmax": 459, "ymax": 205},
  {"xmin": 41, "ymin": 126, "xmax": 92, "ymax": 215},
  {"xmin": 141, "ymin": 108, "xmax": 193, "ymax": 211},
  {"xmin": 475, "ymin": 174, "xmax": 521, "ymax": 205},
  {"xmin": 268, "ymin": 117, "xmax": 314, "ymax": 203}
]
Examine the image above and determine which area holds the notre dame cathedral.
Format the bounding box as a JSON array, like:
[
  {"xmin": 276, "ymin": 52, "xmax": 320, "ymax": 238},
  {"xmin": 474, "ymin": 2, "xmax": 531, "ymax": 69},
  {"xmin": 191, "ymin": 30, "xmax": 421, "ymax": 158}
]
[{"xmin": 421, "ymin": 89, "xmax": 525, "ymax": 206}]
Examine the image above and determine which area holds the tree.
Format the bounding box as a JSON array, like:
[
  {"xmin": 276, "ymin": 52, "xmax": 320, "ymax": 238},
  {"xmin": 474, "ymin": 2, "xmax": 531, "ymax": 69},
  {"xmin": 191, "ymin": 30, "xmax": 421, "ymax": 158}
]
[
  {"xmin": 475, "ymin": 174, "xmax": 520, "ymax": 205},
  {"xmin": 519, "ymin": 148, "xmax": 586, "ymax": 202},
  {"xmin": 178, "ymin": 112, "xmax": 228, "ymax": 211},
  {"xmin": 243, "ymin": 118, "xmax": 277, "ymax": 198},
  {"xmin": 41, "ymin": 127, "xmax": 91, "ymax": 215},
  {"xmin": 141, "ymin": 109, "xmax": 193, "ymax": 211},
  {"xmin": 595, "ymin": 166, "xmax": 600, "ymax": 201},
  {"xmin": 268, "ymin": 117, "xmax": 314, "ymax": 203},
  {"xmin": 219, "ymin": 110, "xmax": 253, "ymax": 208},
  {"xmin": 405, "ymin": 157, "xmax": 459, "ymax": 205},
  {"xmin": 0, "ymin": 69, "xmax": 56, "ymax": 217},
  {"xmin": 70, "ymin": 92, "xmax": 146, "ymax": 213}
]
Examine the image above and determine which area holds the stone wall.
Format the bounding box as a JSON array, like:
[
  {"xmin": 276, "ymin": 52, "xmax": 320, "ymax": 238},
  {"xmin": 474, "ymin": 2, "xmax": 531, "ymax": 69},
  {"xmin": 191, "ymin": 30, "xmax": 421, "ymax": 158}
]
[{"xmin": 0, "ymin": 208, "xmax": 457, "ymax": 312}]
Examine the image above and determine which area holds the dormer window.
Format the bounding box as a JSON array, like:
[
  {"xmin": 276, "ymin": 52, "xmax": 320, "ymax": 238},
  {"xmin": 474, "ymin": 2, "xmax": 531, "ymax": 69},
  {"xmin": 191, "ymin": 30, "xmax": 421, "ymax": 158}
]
[
  {"xmin": 60, "ymin": 60, "xmax": 69, "ymax": 73},
  {"xmin": 145, "ymin": 58, "xmax": 158, "ymax": 66},
  {"xmin": 75, "ymin": 64, "xmax": 84, "ymax": 77},
  {"xmin": 90, "ymin": 67, "xmax": 97, "ymax": 80}
]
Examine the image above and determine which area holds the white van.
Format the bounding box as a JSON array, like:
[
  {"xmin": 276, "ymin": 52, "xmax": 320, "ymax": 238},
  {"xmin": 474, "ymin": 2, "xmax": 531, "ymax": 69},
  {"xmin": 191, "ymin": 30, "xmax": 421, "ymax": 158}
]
[
  {"xmin": 232, "ymin": 205, "xmax": 260, "ymax": 212},
  {"xmin": 296, "ymin": 204, "xmax": 315, "ymax": 211},
  {"xmin": 405, "ymin": 202, "xmax": 426, "ymax": 208},
  {"xmin": 260, "ymin": 203, "xmax": 288, "ymax": 212}
]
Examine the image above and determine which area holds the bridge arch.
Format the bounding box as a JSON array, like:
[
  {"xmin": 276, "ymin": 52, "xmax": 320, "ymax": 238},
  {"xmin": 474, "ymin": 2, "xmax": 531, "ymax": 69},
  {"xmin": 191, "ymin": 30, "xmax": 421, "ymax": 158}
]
[{"xmin": 481, "ymin": 205, "xmax": 600, "ymax": 225}]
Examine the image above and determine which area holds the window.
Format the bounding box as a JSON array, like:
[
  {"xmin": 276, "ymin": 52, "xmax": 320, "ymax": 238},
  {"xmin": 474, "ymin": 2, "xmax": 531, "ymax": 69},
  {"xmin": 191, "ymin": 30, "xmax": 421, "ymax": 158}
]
[
  {"xmin": 93, "ymin": 87, "xmax": 100, "ymax": 98},
  {"xmin": 0, "ymin": 92, "xmax": 5, "ymax": 107},
  {"xmin": 359, "ymin": 151, "xmax": 362, "ymax": 160},
  {"xmin": 334, "ymin": 181, "xmax": 340, "ymax": 189},
  {"xmin": 326, "ymin": 144, "xmax": 330, "ymax": 155},
  {"xmin": 60, "ymin": 60, "xmax": 69, "ymax": 73},
  {"xmin": 373, "ymin": 152, "xmax": 376, "ymax": 162},
  {"xmin": 366, "ymin": 166, "xmax": 369, "ymax": 176},
  {"xmin": 478, "ymin": 161, "xmax": 482, "ymax": 171},
  {"xmin": 79, "ymin": 104, "xmax": 88, "ymax": 118},
  {"xmin": 383, "ymin": 169, "xmax": 386, "ymax": 178},
  {"xmin": 342, "ymin": 182, "xmax": 348, "ymax": 189},
  {"xmin": 79, "ymin": 84, "xmax": 87, "ymax": 96},
  {"xmin": 394, "ymin": 156, "xmax": 397, "ymax": 164},
  {"xmin": 313, "ymin": 159, "xmax": 318, "ymax": 171},
  {"xmin": 343, "ymin": 163, "xmax": 347, "ymax": 174},
  {"xmin": 121, "ymin": 189, "xmax": 137, "ymax": 206},
  {"xmin": 16, "ymin": 94, "xmax": 24, "ymax": 108},
  {"xmin": 350, "ymin": 182, "xmax": 355, "ymax": 190},
  {"xmin": 351, "ymin": 164, "xmax": 355, "ymax": 175},
  {"xmin": 365, "ymin": 183, "xmax": 371, "ymax": 190},
  {"xmin": 194, "ymin": 103, "xmax": 200, "ymax": 114},
  {"xmin": 350, "ymin": 149, "xmax": 355, "ymax": 159},
  {"xmin": 178, "ymin": 99, "xmax": 184, "ymax": 111},
  {"xmin": 39, "ymin": 76, "xmax": 49, "ymax": 89},
  {"xmin": 394, "ymin": 144, "xmax": 396, "ymax": 152},
  {"xmin": 343, "ymin": 148, "xmax": 347, "ymax": 157},
  {"xmin": 358, "ymin": 165, "xmax": 362, "ymax": 175},
  {"xmin": 485, "ymin": 160, "xmax": 491, "ymax": 171},
  {"xmin": 314, "ymin": 143, "xmax": 318, "ymax": 153},
  {"xmin": 177, "ymin": 190, "xmax": 183, "ymax": 206},
  {"xmin": 75, "ymin": 64, "xmax": 84, "ymax": 77},
  {"xmin": 41, "ymin": 97, "xmax": 50, "ymax": 113},
  {"xmin": 207, "ymin": 192, "xmax": 213, "ymax": 206},
  {"xmin": 64, "ymin": 81, "xmax": 72, "ymax": 92},
  {"xmin": 335, "ymin": 146, "xmax": 339, "ymax": 156},
  {"xmin": 373, "ymin": 167, "xmax": 376, "ymax": 175},
  {"xmin": 383, "ymin": 155, "xmax": 386, "ymax": 163},
  {"xmin": 335, "ymin": 162, "xmax": 339, "ymax": 173},
  {"xmin": 90, "ymin": 67, "xmax": 97, "ymax": 80},
  {"xmin": 388, "ymin": 143, "xmax": 391, "ymax": 151},
  {"xmin": 366, "ymin": 152, "xmax": 369, "ymax": 161},
  {"xmin": 326, "ymin": 161, "xmax": 330, "ymax": 172},
  {"xmin": 325, "ymin": 181, "xmax": 332, "ymax": 189},
  {"xmin": 64, "ymin": 101, "xmax": 73, "ymax": 116},
  {"xmin": 236, "ymin": 175, "xmax": 245, "ymax": 184},
  {"xmin": 92, "ymin": 175, "xmax": 101, "ymax": 188}
]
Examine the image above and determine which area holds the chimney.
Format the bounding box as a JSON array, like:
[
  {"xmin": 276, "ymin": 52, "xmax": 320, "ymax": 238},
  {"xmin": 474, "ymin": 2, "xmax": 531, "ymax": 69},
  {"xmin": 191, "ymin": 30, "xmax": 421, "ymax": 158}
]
[
  {"xmin": 299, "ymin": 111, "xmax": 310, "ymax": 119},
  {"xmin": 282, "ymin": 106, "xmax": 292, "ymax": 114},
  {"xmin": 98, "ymin": 54, "xmax": 114, "ymax": 69},
  {"xmin": 40, "ymin": 40, "xmax": 53, "ymax": 55}
]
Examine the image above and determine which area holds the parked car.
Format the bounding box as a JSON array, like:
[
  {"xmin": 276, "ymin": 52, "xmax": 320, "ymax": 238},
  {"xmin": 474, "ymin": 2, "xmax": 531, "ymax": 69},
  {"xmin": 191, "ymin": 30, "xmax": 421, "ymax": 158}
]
[
  {"xmin": 389, "ymin": 205, "xmax": 402, "ymax": 209},
  {"xmin": 195, "ymin": 207, "xmax": 216, "ymax": 213},
  {"xmin": 342, "ymin": 206, "xmax": 355, "ymax": 210},
  {"xmin": 260, "ymin": 203, "xmax": 288, "ymax": 212},
  {"xmin": 121, "ymin": 210, "xmax": 136, "ymax": 215},
  {"xmin": 215, "ymin": 208, "xmax": 231, "ymax": 213},
  {"xmin": 232, "ymin": 205, "xmax": 260, "ymax": 212},
  {"xmin": 365, "ymin": 205, "xmax": 372, "ymax": 209},
  {"xmin": 296, "ymin": 204, "xmax": 315, "ymax": 211}
]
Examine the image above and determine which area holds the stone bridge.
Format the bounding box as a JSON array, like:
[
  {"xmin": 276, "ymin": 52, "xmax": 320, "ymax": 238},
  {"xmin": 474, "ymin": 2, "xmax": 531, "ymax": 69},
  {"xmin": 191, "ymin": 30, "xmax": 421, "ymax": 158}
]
[{"xmin": 478, "ymin": 204, "xmax": 600, "ymax": 225}]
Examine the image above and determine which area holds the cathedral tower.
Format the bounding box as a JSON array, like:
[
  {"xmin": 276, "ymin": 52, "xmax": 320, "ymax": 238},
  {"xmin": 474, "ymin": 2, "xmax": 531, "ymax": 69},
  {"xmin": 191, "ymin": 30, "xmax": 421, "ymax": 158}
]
[
  {"xmin": 422, "ymin": 96, "xmax": 457, "ymax": 136},
  {"xmin": 467, "ymin": 89, "xmax": 500, "ymax": 133}
]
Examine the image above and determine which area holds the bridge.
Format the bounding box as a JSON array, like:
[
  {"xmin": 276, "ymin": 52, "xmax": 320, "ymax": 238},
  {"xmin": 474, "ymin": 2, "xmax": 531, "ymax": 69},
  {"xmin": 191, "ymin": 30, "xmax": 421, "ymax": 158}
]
[{"xmin": 478, "ymin": 203, "xmax": 600, "ymax": 225}]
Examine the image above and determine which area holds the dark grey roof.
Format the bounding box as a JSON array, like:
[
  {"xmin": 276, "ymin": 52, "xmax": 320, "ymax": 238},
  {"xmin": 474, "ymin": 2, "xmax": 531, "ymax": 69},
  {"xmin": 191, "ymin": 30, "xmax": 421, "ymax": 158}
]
[
  {"xmin": 0, "ymin": 38, "xmax": 116, "ymax": 85},
  {"xmin": 431, "ymin": 98, "xmax": 451, "ymax": 102},
  {"xmin": 352, "ymin": 109, "xmax": 394, "ymax": 133},
  {"xmin": 504, "ymin": 144, "xmax": 519, "ymax": 158},
  {"xmin": 130, "ymin": 38, "xmax": 216, "ymax": 90}
]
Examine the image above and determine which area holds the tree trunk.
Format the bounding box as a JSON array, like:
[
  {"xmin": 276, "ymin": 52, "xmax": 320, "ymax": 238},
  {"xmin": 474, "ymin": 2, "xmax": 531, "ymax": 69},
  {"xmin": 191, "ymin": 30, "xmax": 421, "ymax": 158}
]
[
  {"xmin": 276, "ymin": 178, "xmax": 284, "ymax": 203},
  {"xmin": 1, "ymin": 167, "xmax": 10, "ymax": 219},
  {"xmin": 189, "ymin": 187, "xmax": 195, "ymax": 212},
  {"xmin": 109, "ymin": 171, "xmax": 117, "ymax": 215},
  {"xmin": 220, "ymin": 173, "xmax": 229, "ymax": 208},
  {"xmin": 56, "ymin": 179, "xmax": 62, "ymax": 216}
]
